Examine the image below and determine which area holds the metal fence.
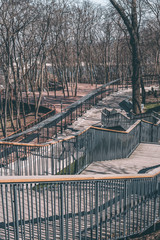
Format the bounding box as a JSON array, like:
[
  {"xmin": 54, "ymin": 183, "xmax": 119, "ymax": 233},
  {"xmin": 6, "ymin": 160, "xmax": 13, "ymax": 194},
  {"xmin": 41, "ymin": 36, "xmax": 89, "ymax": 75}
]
[
  {"xmin": 4, "ymin": 108, "xmax": 56, "ymax": 140},
  {"xmin": 91, "ymin": 122, "xmax": 141, "ymax": 162},
  {"xmin": 0, "ymin": 173, "xmax": 160, "ymax": 240},
  {"xmin": 3, "ymin": 79, "xmax": 120, "ymax": 144},
  {"xmin": 101, "ymin": 110, "xmax": 135, "ymax": 130},
  {"xmin": 0, "ymin": 118, "xmax": 160, "ymax": 177},
  {"xmin": 0, "ymin": 129, "xmax": 91, "ymax": 176},
  {"xmin": 0, "ymin": 78, "xmax": 160, "ymax": 239},
  {"xmin": 122, "ymin": 75, "xmax": 160, "ymax": 88},
  {"xmin": 101, "ymin": 109, "xmax": 160, "ymax": 131},
  {"xmin": 0, "ymin": 143, "xmax": 159, "ymax": 240}
]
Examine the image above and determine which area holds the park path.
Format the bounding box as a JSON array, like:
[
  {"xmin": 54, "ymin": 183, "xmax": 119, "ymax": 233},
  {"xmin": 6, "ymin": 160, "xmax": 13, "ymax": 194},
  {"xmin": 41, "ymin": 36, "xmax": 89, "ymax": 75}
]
[{"xmin": 55, "ymin": 88, "xmax": 132, "ymax": 140}]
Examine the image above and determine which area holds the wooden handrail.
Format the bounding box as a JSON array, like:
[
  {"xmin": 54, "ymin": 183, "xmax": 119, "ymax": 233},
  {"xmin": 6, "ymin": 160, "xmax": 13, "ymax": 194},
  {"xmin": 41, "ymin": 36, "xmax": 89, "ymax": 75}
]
[
  {"xmin": 0, "ymin": 120, "xmax": 141, "ymax": 147},
  {"xmin": 0, "ymin": 118, "xmax": 156, "ymax": 147},
  {"xmin": 91, "ymin": 120, "xmax": 141, "ymax": 133},
  {"xmin": 0, "ymin": 169, "xmax": 160, "ymax": 184}
]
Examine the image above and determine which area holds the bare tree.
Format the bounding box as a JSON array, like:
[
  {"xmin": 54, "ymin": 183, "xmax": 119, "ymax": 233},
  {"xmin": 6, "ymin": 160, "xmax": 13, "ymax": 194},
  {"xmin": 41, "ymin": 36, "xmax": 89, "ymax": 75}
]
[{"xmin": 109, "ymin": 0, "xmax": 142, "ymax": 113}]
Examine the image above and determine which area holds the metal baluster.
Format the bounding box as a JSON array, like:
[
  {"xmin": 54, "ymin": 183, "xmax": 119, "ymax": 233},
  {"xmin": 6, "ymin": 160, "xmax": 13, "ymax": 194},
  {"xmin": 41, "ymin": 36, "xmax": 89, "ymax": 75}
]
[
  {"xmin": 95, "ymin": 181, "xmax": 99, "ymax": 240},
  {"xmin": 60, "ymin": 183, "xmax": 64, "ymax": 240},
  {"xmin": 77, "ymin": 182, "xmax": 81, "ymax": 240},
  {"xmin": 13, "ymin": 184, "xmax": 19, "ymax": 240}
]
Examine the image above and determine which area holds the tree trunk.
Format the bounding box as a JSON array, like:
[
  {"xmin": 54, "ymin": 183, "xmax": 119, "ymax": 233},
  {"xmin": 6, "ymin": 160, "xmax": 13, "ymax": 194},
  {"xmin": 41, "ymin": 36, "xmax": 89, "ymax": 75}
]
[
  {"xmin": 141, "ymin": 76, "xmax": 146, "ymax": 105},
  {"xmin": 4, "ymin": 84, "xmax": 9, "ymax": 137},
  {"xmin": 109, "ymin": 0, "xmax": 142, "ymax": 114},
  {"xmin": 131, "ymin": 37, "xmax": 141, "ymax": 113},
  {"xmin": 0, "ymin": 94, "xmax": 5, "ymax": 137},
  {"xmin": 8, "ymin": 93, "xmax": 16, "ymax": 132}
]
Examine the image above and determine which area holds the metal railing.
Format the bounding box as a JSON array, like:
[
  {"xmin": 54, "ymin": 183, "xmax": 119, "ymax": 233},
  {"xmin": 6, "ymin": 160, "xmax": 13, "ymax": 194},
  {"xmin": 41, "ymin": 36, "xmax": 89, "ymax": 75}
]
[
  {"xmin": 3, "ymin": 108, "xmax": 56, "ymax": 140},
  {"xmin": 101, "ymin": 110, "xmax": 135, "ymax": 130},
  {"xmin": 2, "ymin": 79, "xmax": 120, "ymax": 143},
  {"xmin": 0, "ymin": 79, "xmax": 160, "ymax": 239},
  {"xmin": 102, "ymin": 109, "xmax": 160, "ymax": 132},
  {"xmin": 0, "ymin": 118, "xmax": 160, "ymax": 177},
  {"xmin": 0, "ymin": 172, "xmax": 160, "ymax": 240},
  {"xmin": 122, "ymin": 75, "xmax": 160, "ymax": 88}
]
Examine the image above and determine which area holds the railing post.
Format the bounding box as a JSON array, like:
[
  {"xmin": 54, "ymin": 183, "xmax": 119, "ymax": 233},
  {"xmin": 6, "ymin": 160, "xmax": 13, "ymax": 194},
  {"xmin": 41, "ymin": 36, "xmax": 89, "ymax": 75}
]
[
  {"xmin": 51, "ymin": 144, "xmax": 54, "ymax": 175},
  {"xmin": 95, "ymin": 181, "xmax": 99, "ymax": 240},
  {"xmin": 151, "ymin": 124, "xmax": 153, "ymax": 142},
  {"xmin": 139, "ymin": 121, "xmax": 142, "ymax": 143},
  {"xmin": 16, "ymin": 145, "xmax": 20, "ymax": 176},
  {"xmin": 55, "ymin": 122, "xmax": 57, "ymax": 138},
  {"xmin": 71, "ymin": 110, "xmax": 73, "ymax": 123},
  {"xmin": 60, "ymin": 184, "xmax": 64, "ymax": 240},
  {"xmin": 154, "ymin": 176, "xmax": 159, "ymax": 231},
  {"xmin": 76, "ymin": 135, "xmax": 79, "ymax": 173},
  {"xmin": 61, "ymin": 116, "xmax": 63, "ymax": 134},
  {"xmin": 37, "ymin": 129, "xmax": 40, "ymax": 143},
  {"xmin": 123, "ymin": 180, "xmax": 127, "ymax": 239},
  {"xmin": 64, "ymin": 113, "xmax": 67, "ymax": 129},
  {"xmin": 13, "ymin": 184, "xmax": 19, "ymax": 240},
  {"xmin": 47, "ymin": 127, "xmax": 49, "ymax": 139}
]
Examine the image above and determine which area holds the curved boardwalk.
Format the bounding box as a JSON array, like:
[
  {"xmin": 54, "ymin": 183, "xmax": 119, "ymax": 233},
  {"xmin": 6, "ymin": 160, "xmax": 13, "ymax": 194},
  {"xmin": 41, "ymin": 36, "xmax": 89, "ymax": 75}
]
[{"xmin": 0, "ymin": 86, "xmax": 160, "ymax": 239}]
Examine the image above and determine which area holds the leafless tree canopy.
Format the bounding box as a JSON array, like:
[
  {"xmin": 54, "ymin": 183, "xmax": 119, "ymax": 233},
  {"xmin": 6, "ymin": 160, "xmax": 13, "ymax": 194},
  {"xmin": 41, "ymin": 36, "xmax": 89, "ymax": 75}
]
[{"xmin": 0, "ymin": 0, "xmax": 159, "ymax": 136}]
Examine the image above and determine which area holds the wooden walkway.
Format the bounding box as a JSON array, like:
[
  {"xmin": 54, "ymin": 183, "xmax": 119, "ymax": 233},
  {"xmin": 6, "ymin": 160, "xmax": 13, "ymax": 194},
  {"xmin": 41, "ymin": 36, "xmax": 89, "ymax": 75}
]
[
  {"xmin": 0, "ymin": 143, "xmax": 160, "ymax": 239},
  {"xmin": 81, "ymin": 143, "xmax": 160, "ymax": 175}
]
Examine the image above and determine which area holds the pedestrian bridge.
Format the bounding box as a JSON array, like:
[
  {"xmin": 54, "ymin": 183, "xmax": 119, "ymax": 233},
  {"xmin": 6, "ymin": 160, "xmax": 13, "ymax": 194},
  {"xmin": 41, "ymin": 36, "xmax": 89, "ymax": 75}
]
[{"xmin": 0, "ymin": 79, "xmax": 160, "ymax": 240}]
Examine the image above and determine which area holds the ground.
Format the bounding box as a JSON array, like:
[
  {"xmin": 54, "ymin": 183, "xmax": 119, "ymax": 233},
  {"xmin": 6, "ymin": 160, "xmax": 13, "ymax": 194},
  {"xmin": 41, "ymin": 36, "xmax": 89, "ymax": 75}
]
[
  {"xmin": 144, "ymin": 88, "xmax": 160, "ymax": 112},
  {"xmin": 24, "ymin": 83, "xmax": 101, "ymax": 114},
  {"xmin": 0, "ymin": 83, "xmax": 100, "ymax": 139},
  {"xmin": 0, "ymin": 112, "xmax": 44, "ymax": 139}
]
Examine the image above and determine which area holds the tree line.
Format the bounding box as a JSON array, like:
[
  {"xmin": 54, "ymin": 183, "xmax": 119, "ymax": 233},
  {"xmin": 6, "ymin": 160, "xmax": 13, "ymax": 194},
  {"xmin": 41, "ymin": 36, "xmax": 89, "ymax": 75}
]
[{"xmin": 0, "ymin": 0, "xmax": 159, "ymax": 137}]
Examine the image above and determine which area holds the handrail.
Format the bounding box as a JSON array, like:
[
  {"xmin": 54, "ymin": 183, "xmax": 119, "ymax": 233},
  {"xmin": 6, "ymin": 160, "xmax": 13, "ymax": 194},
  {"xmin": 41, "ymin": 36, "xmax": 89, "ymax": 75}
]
[
  {"xmin": 2, "ymin": 78, "xmax": 120, "ymax": 142},
  {"xmin": 0, "ymin": 78, "xmax": 160, "ymax": 240},
  {"xmin": 0, "ymin": 167, "xmax": 160, "ymax": 183},
  {"xmin": 0, "ymin": 119, "xmax": 141, "ymax": 176},
  {"xmin": 0, "ymin": 120, "xmax": 143, "ymax": 147},
  {"xmin": 92, "ymin": 120, "xmax": 141, "ymax": 134}
]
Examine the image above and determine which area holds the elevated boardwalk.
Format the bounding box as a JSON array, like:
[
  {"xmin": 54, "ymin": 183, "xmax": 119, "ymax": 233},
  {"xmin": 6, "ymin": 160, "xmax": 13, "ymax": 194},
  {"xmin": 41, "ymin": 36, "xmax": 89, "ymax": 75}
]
[
  {"xmin": 81, "ymin": 143, "xmax": 160, "ymax": 175},
  {"xmin": 0, "ymin": 80, "xmax": 160, "ymax": 239}
]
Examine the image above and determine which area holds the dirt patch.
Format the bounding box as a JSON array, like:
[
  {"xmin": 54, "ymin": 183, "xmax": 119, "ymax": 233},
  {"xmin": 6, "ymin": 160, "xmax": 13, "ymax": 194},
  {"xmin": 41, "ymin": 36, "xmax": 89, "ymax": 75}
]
[
  {"xmin": 0, "ymin": 112, "xmax": 44, "ymax": 139},
  {"xmin": 0, "ymin": 83, "xmax": 101, "ymax": 138},
  {"xmin": 24, "ymin": 83, "xmax": 101, "ymax": 113}
]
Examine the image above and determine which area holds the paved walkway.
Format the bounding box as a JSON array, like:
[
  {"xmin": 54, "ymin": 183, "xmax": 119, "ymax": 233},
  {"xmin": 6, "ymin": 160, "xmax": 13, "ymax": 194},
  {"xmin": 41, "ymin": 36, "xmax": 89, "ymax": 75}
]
[
  {"xmin": 56, "ymin": 88, "xmax": 132, "ymax": 139},
  {"xmin": 81, "ymin": 143, "xmax": 160, "ymax": 175},
  {"xmin": 55, "ymin": 85, "xmax": 160, "ymax": 140}
]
